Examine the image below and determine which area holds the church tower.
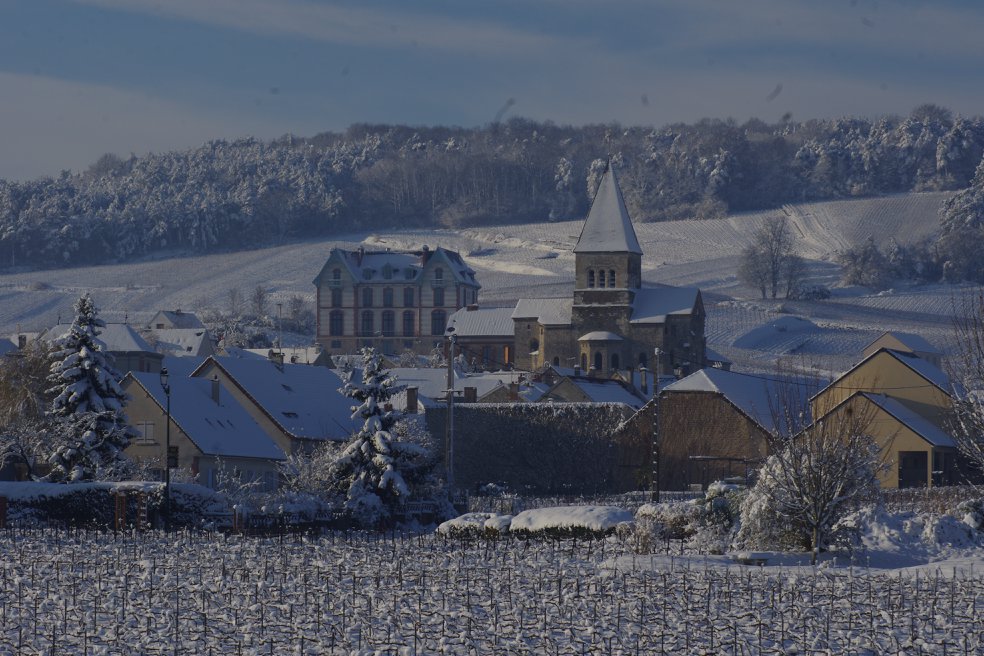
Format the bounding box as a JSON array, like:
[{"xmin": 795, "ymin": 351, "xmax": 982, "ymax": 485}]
[{"xmin": 572, "ymin": 165, "xmax": 642, "ymax": 310}]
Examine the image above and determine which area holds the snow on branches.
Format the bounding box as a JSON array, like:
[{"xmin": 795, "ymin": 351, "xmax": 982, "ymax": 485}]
[{"xmin": 44, "ymin": 294, "xmax": 136, "ymax": 482}]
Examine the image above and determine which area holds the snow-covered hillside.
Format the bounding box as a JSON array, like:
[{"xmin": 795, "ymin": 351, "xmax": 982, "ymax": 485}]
[{"xmin": 0, "ymin": 191, "xmax": 964, "ymax": 370}]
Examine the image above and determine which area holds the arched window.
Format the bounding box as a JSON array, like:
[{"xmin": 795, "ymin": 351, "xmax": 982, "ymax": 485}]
[
  {"xmin": 581, "ymin": 353, "xmax": 587, "ymax": 370},
  {"xmin": 433, "ymin": 287, "xmax": 445, "ymax": 306},
  {"xmin": 329, "ymin": 311, "xmax": 344, "ymax": 336},
  {"xmin": 529, "ymin": 339, "xmax": 539, "ymax": 353},
  {"xmin": 403, "ymin": 287, "xmax": 415, "ymax": 307},
  {"xmin": 608, "ymin": 270, "xmax": 616, "ymax": 287},
  {"xmin": 361, "ymin": 311, "xmax": 374, "ymax": 336},
  {"xmin": 430, "ymin": 309, "xmax": 447, "ymax": 335},
  {"xmin": 638, "ymin": 352, "xmax": 648, "ymax": 367},
  {"xmin": 594, "ymin": 352, "xmax": 603, "ymax": 370},
  {"xmin": 402, "ymin": 311, "xmax": 415, "ymax": 336},
  {"xmin": 610, "ymin": 353, "xmax": 620, "ymax": 370},
  {"xmin": 361, "ymin": 287, "xmax": 373, "ymax": 307},
  {"xmin": 381, "ymin": 311, "xmax": 395, "ymax": 336},
  {"xmin": 587, "ymin": 270, "xmax": 595, "ymax": 288},
  {"xmin": 553, "ymin": 356, "xmax": 560, "ymax": 366},
  {"xmin": 434, "ymin": 268, "xmax": 444, "ymax": 281},
  {"xmin": 330, "ymin": 288, "xmax": 342, "ymax": 308}
]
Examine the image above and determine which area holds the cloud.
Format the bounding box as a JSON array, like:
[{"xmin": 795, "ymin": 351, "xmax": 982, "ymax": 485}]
[
  {"xmin": 0, "ymin": 72, "xmax": 292, "ymax": 180},
  {"xmin": 69, "ymin": 0, "xmax": 577, "ymax": 55}
]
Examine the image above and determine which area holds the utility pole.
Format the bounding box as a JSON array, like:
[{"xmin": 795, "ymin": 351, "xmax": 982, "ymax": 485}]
[
  {"xmin": 445, "ymin": 329, "xmax": 457, "ymax": 493},
  {"xmin": 651, "ymin": 347, "xmax": 661, "ymax": 503}
]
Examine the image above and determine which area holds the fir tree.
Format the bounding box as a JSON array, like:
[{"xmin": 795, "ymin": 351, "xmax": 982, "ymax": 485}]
[
  {"xmin": 328, "ymin": 347, "xmax": 430, "ymax": 526},
  {"xmin": 45, "ymin": 294, "xmax": 136, "ymax": 481}
]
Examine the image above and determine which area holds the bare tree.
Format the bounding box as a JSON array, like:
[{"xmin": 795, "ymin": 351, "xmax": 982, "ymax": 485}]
[
  {"xmin": 250, "ymin": 285, "xmax": 269, "ymax": 318},
  {"xmin": 738, "ymin": 216, "xmax": 800, "ymax": 299},
  {"xmin": 948, "ymin": 291, "xmax": 984, "ymax": 480},
  {"xmin": 226, "ymin": 288, "xmax": 244, "ymax": 317},
  {"xmin": 738, "ymin": 372, "xmax": 882, "ymax": 564}
]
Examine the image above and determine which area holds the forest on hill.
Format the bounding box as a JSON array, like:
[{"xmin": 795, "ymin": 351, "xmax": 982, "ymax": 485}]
[{"xmin": 1, "ymin": 104, "xmax": 984, "ymax": 270}]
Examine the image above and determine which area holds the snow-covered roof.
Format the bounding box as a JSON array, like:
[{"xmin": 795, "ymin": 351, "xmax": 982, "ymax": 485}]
[
  {"xmin": 630, "ymin": 286, "xmax": 700, "ymax": 324},
  {"xmin": 386, "ymin": 367, "xmax": 531, "ymax": 401},
  {"xmin": 892, "ymin": 350, "xmax": 952, "ymax": 393},
  {"xmin": 573, "ymin": 167, "xmax": 642, "ymax": 255},
  {"xmin": 865, "ymin": 331, "xmax": 942, "ymax": 355},
  {"xmin": 447, "ymin": 306, "xmax": 515, "ymax": 337},
  {"xmin": 152, "ymin": 328, "xmax": 213, "ymax": 357},
  {"xmin": 704, "ymin": 346, "xmax": 732, "ymax": 365},
  {"xmin": 0, "ymin": 338, "xmax": 17, "ymax": 356},
  {"xmin": 192, "ymin": 357, "xmax": 359, "ymax": 441},
  {"xmin": 512, "ymin": 298, "xmax": 573, "ymax": 325},
  {"xmin": 126, "ymin": 372, "xmax": 286, "ymax": 460},
  {"xmin": 861, "ymin": 393, "xmax": 955, "ymax": 447},
  {"xmin": 578, "ymin": 331, "xmax": 623, "ymax": 342},
  {"xmin": 316, "ymin": 246, "xmax": 479, "ymax": 287},
  {"xmin": 46, "ymin": 322, "xmax": 156, "ymax": 354},
  {"xmin": 149, "ymin": 310, "xmax": 204, "ymax": 330},
  {"xmin": 557, "ymin": 378, "xmax": 645, "ymax": 409},
  {"xmin": 664, "ymin": 367, "xmax": 811, "ymax": 435}
]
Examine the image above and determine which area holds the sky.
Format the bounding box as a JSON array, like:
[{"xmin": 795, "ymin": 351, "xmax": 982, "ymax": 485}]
[{"xmin": 2, "ymin": 0, "xmax": 984, "ymax": 181}]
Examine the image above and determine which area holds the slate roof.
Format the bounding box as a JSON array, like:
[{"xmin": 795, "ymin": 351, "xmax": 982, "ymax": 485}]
[
  {"xmin": 511, "ymin": 298, "xmax": 573, "ymax": 325},
  {"xmin": 573, "ymin": 166, "xmax": 642, "ymax": 255},
  {"xmin": 153, "ymin": 328, "xmax": 213, "ymax": 357},
  {"xmin": 630, "ymin": 287, "xmax": 701, "ymax": 324},
  {"xmin": 447, "ymin": 306, "xmax": 515, "ymax": 337},
  {"xmin": 150, "ymin": 310, "xmax": 205, "ymax": 329},
  {"xmin": 860, "ymin": 392, "xmax": 955, "ymax": 447},
  {"xmin": 316, "ymin": 246, "xmax": 479, "ymax": 287},
  {"xmin": 549, "ymin": 377, "xmax": 645, "ymax": 409},
  {"xmin": 46, "ymin": 322, "xmax": 156, "ymax": 353},
  {"xmin": 191, "ymin": 356, "xmax": 359, "ymax": 441},
  {"xmin": 127, "ymin": 372, "xmax": 285, "ymax": 460}
]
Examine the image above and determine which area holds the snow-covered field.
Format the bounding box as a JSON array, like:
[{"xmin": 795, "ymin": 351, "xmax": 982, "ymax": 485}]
[
  {"xmin": 0, "ymin": 524, "xmax": 981, "ymax": 655},
  {"xmin": 0, "ymin": 192, "xmax": 962, "ymax": 371}
]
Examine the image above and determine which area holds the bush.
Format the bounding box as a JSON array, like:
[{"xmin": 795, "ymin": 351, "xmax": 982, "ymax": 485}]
[{"xmin": 788, "ymin": 285, "xmax": 831, "ymax": 301}]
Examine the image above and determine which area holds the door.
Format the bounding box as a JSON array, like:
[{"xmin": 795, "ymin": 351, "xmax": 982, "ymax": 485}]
[{"xmin": 897, "ymin": 451, "xmax": 928, "ymax": 488}]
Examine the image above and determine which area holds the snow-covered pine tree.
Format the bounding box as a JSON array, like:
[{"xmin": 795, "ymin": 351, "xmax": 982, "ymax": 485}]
[
  {"xmin": 328, "ymin": 347, "xmax": 430, "ymax": 526},
  {"xmin": 45, "ymin": 294, "xmax": 136, "ymax": 481}
]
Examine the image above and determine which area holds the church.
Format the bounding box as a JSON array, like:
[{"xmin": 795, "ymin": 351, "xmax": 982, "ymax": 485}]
[{"xmin": 510, "ymin": 165, "xmax": 706, "ymax": 378}]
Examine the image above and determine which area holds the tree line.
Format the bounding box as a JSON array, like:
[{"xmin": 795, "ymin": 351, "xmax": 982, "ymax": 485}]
[{"xmin": 2, "ymin": 104, "xmax": 983, "ymax": 270}]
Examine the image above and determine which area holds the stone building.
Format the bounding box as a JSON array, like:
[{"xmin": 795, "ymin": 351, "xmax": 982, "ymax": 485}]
[
  {"xmin": 512, "ymin": 165, "xmax": 705, "ymax": 377},
  {"xmin": 313, "ymin": 245, "xmax": 480, "ymax": 356}
]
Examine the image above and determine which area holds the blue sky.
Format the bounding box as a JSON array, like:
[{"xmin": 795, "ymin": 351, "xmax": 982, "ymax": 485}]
[{"xmin": 2, "ymin": 0, "xmax": 984, "ymax": 180}]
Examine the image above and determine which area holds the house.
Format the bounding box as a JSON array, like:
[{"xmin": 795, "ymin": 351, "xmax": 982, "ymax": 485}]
[
  {"xmin": 511, "ymin": 165, "xmax": 706, "ymax": 379},
  {"xmin": 43, "ymin": 322, "xmax": 164, "ymax": 375},
  {"xmin": 150, "ymin": 328, "xmax": 215, "ymax": 359},
  {"xmin": 189, "ymin": 356, "xmax": 362, "ymax": 455},
  {"xmin": 539, "ymin": 375, "xmax": 647, "ymax": 410},
  {"xmin": 312, "ymin": 245, "xmax": 481, "ymax": 357},
  {"xmin": 446, "ymin": 305, "xmax": 516, "ymax": 369},
  {"xmin": 861, "ymin": 331, "xmax": 944, "ymax": 369},
  {"xmin": 810, "ymin": 347, "xmax": 960, "ymax": 488},
  {"xmin": 122, "ymin": 372, "xmax": 286, "ymax": 490},
  {"xmin": 148, "ymin": 310, "xmax": 206, "ymax": 330}
]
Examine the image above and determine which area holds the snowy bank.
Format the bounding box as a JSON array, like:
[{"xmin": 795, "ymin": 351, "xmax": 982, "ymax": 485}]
[
  {"xmin": 510, "ymin": 505, "xmax": 633, "ymax": 537},
  {"xmin": 437, "ymin": 512, "xmax": 513, "ymax": 537}
]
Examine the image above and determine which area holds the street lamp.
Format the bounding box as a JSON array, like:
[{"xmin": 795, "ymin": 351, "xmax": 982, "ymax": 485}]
[
  {"xmin": 159, "ymin": 367, "xmax": 172, "ymax": 531},
  {"xmin": 651, "ymin": 347, "xmax": 661, "ymax": 503},
  {"xmin": 444, "ymin": 326, "xmax": 457, "ymax": 494}
]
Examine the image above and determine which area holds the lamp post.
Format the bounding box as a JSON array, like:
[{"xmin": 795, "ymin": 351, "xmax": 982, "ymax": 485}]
[
  {"xmin": 445, "ymin": 326, "xmax": 457, "ymax": 494},
  {"xmin": 159, "ymin": 367, "xmax": 171, "ymax": 532}
]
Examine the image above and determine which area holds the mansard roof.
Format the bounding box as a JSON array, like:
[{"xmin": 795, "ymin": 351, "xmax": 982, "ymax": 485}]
[
  {"xmin": 573, "ymin": 165, "xmax": 642, "ymax": 255},
  {"xmin": 313, "ymin": 246, "xmax": 479, "ymax": 287}
]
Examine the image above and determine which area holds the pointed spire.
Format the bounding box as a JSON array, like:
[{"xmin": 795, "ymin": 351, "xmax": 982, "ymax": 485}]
[{"xmin": 573, "ymin": 164, "xmax": 642, "ymax": 254}]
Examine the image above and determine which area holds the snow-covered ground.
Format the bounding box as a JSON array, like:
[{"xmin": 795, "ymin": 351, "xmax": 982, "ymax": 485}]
[
  {"xmin": 0, "ymin": 191, "xmax": 964, "ymax": 373},
  {"xmin": 0, "ymin": 519, "xmax": 980, "ymax": 655}
]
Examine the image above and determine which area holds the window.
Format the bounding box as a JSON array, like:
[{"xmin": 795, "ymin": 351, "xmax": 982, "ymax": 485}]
[
  {"xmin": 404, "ymin": 287, "xmax": 415, "ymax": 307},
  {"xmin": 434, "ymin": 268, "xmax": 443, "ymax": 281},
  {"xmin": 381, "ymin": 311, "xmax": 395, "ymax": 336},
  {"xmin": 482, "ymin": 345, "xmax": 492, "ymax": 364},
  {"xmin": 332, "ymin": 268, "xmax": 341, "ymax": 282},
  {"xmin": 433, "ymin": 287, "xmax": 444, "ymax": 306},
  {"xmin": 134, "ymin": 421, "xmax": 155, "ymax": 445},
  {"xmin": 553, "ymin": 356, "xmax": 560, "ymax": 366},
  {"xmin": 610, "ymin": 353, "xmax": 620, "ymax": 370},
  {"xmin": 330, "ymin": 340, "xmax": 342, "ymax": 349},
  {"xmin": 383, "ymin": 288, "xmax": 394, "ymax": 307},
  {"xmin": 594, "ymin": 352, "xmax": 602, "ymax": 370},
  {"xmin": 329, "ymin": 310, "xmax": 344, "ymax": 336},
  {"xmin": 430, "ymin": 309, "xmax": 447, "ymax": 335},
  {"xmin": 361, "ymin": 287, "xmax": 373, "ymax": 307},
  {"xmin": 155, "ymin": 323, "xmax": 164, "ymax": 329},
  {"xmin": 402, "ymin": 311, "xmax": 415, "ymax": 336},
  {"xmin": 608, "ymin": 270, "xmax": 616, "ymax": 287},
  {"xmin": 330, "ymin": 288, "xmax": 342, "ymax": 307},
  {"xmin": 529, "ymin": 339, "xmax": 539, "ymax": 353},
  {"xmin": 382, "ymin": 265, "xmax": 393, "ymax": 280},
  {"xmin": 581, "ymin": 353, "xmax": 587, "ymax": 369},
  {"xmin": 282, "ymin": 411, "xmax": 299, "ymax": 418},
  {"xmin": 588, "ymin": 269, "xmax": 595, "ymax": 288},
  {"xmin": 361, "ymin": 311, "xmax": 374, "ymax": 336},
  {"xmin": 638, "ymin": 352, "xmax": 648, "ymax": 367}
]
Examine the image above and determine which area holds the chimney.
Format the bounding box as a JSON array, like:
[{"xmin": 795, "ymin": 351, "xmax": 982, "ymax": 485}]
[
  {"xmin": 464, "ymin": 386, "xmax": 477, "ymax": 403},
  {"xmin": 508, "ymin": 382, "xmax": 519, "ymax": 401},
  {"xmin": 211, "ymin": 375, "xmax": 220, "ymax": 404},
  {"xmin": 405, "ymin": 386, "xmax": 418, "ymax": 414},
  {"xmin": 573, "ymin": 364, "xmax": 581, "ymax": 378},
  {"xmin": 640, "ymin": 366, "xmax": 648, "ymax": 396}
]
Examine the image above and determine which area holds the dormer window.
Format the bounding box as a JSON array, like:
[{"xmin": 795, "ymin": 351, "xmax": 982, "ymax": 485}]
[
  {"xmin": 332, "ymin": 268, "xmax": 341, "ymax": 281},
  {"xmin": 382, "ymin": 264, "xmax": 393, "ymax": 280},
  {"xmin": 362, "ymin": 268, "xmax": 372, "ymax": 279}
]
